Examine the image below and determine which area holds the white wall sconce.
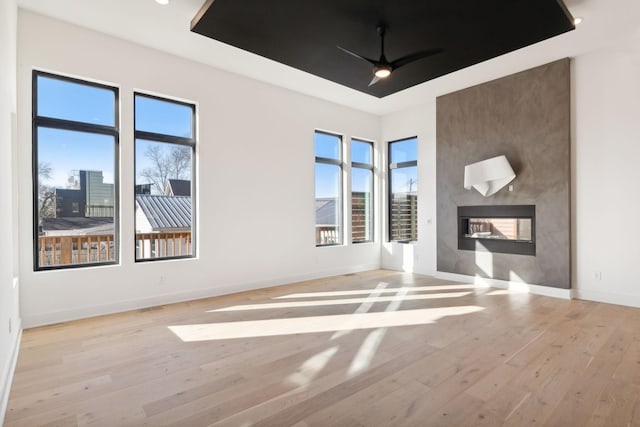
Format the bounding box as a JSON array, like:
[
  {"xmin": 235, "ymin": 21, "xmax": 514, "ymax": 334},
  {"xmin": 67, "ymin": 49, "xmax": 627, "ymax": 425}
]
[{"xmin": 464, "ymin": 155, "xmax": 515, "ymax": 197}]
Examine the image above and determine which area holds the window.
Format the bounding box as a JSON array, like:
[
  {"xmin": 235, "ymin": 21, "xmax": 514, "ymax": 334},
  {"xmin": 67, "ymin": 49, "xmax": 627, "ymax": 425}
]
[
  {"xmin": 134, "ymin": 93, "xmax": 196, "ymax": 261},
  {"xmin": 33, "ymin": 71, "xmax": 118, "ymax": 270},
  {"xmin": 389, "ymin": 137, "xmax": 418, "ymax": 242},
  {"xmin": 351, "ymin": 139, "xmax": 374, "ymax": 243},
  {"xmin": 315, "ymin": 131, "xmax": 343, "ymax": 246}
]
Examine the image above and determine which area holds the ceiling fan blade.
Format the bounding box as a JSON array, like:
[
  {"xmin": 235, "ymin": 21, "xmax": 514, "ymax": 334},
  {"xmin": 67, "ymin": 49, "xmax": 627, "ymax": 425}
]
[
  {"xmin": 368, "ymin": 75, "xmax": 381, "ymax": 87},
  {"xmin": 391, "ymin": 47, "xmax": 443, "ymax": 70},
  {"xmin": 337, "ymin": 45, "xmax": 377, "ymax": 66}
]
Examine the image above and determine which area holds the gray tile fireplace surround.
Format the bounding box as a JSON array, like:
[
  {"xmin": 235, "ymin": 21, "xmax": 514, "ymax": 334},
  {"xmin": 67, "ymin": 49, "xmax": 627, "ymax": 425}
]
[{"xmin": 436, "ymin": 59, "xmax": 570, "ymax": 289}]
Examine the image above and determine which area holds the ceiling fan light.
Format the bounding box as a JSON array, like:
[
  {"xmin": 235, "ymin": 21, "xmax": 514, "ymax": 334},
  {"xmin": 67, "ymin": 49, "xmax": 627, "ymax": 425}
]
[{"xmin": 374, "ymin": 66, "xmax": 392, "ymax": 78}]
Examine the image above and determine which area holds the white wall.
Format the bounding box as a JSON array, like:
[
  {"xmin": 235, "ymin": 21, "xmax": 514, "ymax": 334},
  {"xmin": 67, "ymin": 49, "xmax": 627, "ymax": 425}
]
[
  {"xmin": 572, "ymin": 33, "xmax": 640, "ymax": 307},
  {"xmin": 380, "ymin": 101, "xmax": 438, "ymax": 276},
  {"xmin": 380, "ymin": 35, "xmax": 640, "ymax": 308},
  {"xmin": 0, "ymin": 0, "xmax": 21, "ymax": 422},
  {"xmin": 17, "ymin": 11, "xmax": 381, "ymax": 327}
]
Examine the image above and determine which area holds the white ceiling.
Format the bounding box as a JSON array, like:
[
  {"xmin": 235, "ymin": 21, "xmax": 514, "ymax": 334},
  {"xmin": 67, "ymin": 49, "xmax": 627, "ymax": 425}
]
[{"xmin": 17, "ymin": 0, "xmax": 640, "ymax": 115}]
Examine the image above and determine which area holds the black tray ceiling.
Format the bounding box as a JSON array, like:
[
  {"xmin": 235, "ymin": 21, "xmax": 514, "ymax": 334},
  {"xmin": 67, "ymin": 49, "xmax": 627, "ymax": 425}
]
[{"xmin": 191, "ymin": 0, "xmax": 574, "ymax": 98}]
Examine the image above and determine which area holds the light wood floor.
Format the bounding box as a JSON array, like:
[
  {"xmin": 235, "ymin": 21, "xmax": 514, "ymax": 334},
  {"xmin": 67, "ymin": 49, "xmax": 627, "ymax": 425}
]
[{"xmin": 6, "ymin": 270, "xmax": 640, "ymax": 426}]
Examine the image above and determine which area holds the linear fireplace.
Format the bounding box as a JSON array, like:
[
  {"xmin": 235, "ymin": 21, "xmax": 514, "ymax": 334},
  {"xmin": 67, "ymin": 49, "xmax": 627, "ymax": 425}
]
[{"xmin": 458, "ymin": 205, "xmax": 535, "ymax": 256}]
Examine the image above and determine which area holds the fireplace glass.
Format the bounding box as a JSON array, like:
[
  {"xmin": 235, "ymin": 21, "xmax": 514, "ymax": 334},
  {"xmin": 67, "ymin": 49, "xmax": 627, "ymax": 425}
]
[
  {"xmin": 463, "ymin": 218, "xmax": 532, "ymax": 242},
  {"xmin": 458, "ymin": 205, "xmax": 535, "ymax": 256}
]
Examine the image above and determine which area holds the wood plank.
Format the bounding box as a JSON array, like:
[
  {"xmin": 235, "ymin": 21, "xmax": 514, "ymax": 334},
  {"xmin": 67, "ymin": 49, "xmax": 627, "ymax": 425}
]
[{"xmin": 6, "ymin": 270, "xmax": 640, "ymax": 427}]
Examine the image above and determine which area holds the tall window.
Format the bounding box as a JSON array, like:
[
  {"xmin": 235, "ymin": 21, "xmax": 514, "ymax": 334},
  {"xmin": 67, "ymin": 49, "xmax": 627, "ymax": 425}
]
[
  {"xmin": 134, "ymin": 93, "xmax": 196, "ymax": 261},
  {"xmin": 33, "ymin": 71, "xmax": 118, "ymax": 270},
  {"xmin": 315, "ymin": 131, "xmax": 343, "ymax": 246},
  {"xmin": 389, "ymin": 137, "xmax": 418, "ymax": 242},
  {"xmin": 351, "ymin": 139, "xmax": 374, "ymax": 243}
]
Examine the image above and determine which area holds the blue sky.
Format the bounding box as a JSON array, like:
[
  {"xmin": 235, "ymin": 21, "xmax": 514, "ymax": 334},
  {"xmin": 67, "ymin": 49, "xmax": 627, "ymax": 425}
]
[
  {"xmin": 37, "ymin": 75, "xmax": 418, "ymax": 196},
  {"xmin": 36, "ymin": 76, "xmax": 192, "ymax": 189},
  {"xmin": 315, "ymin": 133, "xmax": 418, "ymax": 197},
  {"xmin": 38, "ymin": 128, "xmax": 115, "ymax": 186},
  {"xmin": 390, "ymin": 138, "xmax": 418, "ymax": 193}
]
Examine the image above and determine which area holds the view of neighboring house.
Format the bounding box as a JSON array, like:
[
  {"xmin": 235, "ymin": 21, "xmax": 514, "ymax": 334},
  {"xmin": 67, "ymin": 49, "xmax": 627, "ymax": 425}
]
[
  {"xmin": 40, "ymin": 170, "xmax": 115, "ymax": 237},
  {"xmin": 135, "ymin": 194, "xmax": 191, "ymax": 234},
  {"xmin": 165, "ymin": 179, "xmax": 191, "ymax": 197},
  {"xmin": 39, "ymin": 217, "xmax": 114, "ymax": 237},
  {"xmin": 315, "ymin": 192, "xmax": 375, "ymax": 244},
  {"xmin": 135, "ymin": 181, "xmax": 193, "ymax": 259},
  {"xmin": 55, "ymin": 170, "xmax": 114, "ymax": 218}
]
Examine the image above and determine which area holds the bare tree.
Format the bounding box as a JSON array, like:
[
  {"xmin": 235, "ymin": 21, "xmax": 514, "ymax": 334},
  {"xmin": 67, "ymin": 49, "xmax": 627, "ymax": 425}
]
[
  {"xmin": 38, "ymin": 162, "xmax": 56, "ymax": 218},
  {"xmin": 141, "ymin": 145, "xmax": 191, "ymax": 194}
]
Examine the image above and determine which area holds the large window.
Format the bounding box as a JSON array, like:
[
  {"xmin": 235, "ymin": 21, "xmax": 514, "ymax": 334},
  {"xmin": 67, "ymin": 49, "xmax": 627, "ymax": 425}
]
[
  {"xmin": 33, "ymin": 71, "xmax": 118, "ymax": 270},
  {"xmin": 315, "ymin": 131, "xmax": 343, "ymax": 246},
  {"xmin": 351, "ymin": 139, "xmax": 374, "ymax": 243},
  {"xmin": 134, "ymin": 93, "xmax": 196, "ymax": 261},
  {"xmin": 389, "ymin": 137, "xmax": 418, "ymax": 242}
]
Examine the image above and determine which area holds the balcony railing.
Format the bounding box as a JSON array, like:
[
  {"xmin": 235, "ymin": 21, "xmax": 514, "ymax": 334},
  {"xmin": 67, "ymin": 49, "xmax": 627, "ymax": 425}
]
[
  {"xmin": 136, "ymin": 232, "xmax": 191, "ymax": 260},
  {"xmin": 316, "ymin": 225, "xmax": 338, "ymax": 245},
  {"xmin": 38, "ymin": 234, "xmax": 115, "ymax": 266},
  {"xmin": 38, "ymin": 231, "xmax": 192, "ymax": 267}
]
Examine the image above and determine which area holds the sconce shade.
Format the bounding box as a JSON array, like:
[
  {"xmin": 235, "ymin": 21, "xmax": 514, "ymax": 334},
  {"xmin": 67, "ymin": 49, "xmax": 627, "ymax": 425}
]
[{"xmin": 464, "ymin": 155, "xmax": 515, "ymax": 197}]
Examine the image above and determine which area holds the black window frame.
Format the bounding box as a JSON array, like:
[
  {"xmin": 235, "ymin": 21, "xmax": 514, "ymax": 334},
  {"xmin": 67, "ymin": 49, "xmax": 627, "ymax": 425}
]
[
  {"xmin": 32, "ymin": 70, "xmax": 120, "ymax": 271},
  {"xmin": 388, "ymin": 137, "xmax": 418, "ymax": 243},
  {"xmin": 351, "ymin": 138, "xmax": 374, "ymax": 244},
  {"xmin": 314, "ymin": 130, "xmax": 343, "ymax": 247},
  {"xmin": 133, "ymin": 92, "xmax": 197, "ymax": 262}
]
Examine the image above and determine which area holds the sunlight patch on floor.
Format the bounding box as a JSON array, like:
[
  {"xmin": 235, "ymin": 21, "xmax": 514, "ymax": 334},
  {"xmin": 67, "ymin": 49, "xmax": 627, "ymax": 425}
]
[
  {"xmin": 485, "ymin": 289, "xmax": 526, "ymax": 296},
  {"xmin": 348, "ymin": 327, "xmax": 387, "ymax": 377},
  {"xmin": 169, "ymin": 305, "xmax": 485, "ymax": 342},
  {"xmin": 347, "ymin": 286, "xmax": 410, "ymax": 377},
  {"xmin": 210, "ymin": 292, "xmax": 472, "ymax": 312},
  {"xmin": 274, "ymin": 284, "xmax": 476, "ymax": 299},
  {"xmin": 331, "ymin": 281, "xmax": 390, "ymax": 340},
  {"xmin": 286, "ymin": 346, "xmax": 339, "ymax": 387}
]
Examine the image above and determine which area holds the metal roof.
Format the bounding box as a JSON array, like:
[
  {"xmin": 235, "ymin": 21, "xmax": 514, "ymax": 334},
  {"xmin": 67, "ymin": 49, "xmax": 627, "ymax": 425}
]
[
  {"xmin": 41, "ymin": 217, "xmax": 114, "ymax": 234},
  {"xmin": 136, "ymin": 195, "xmax": 191, "ymax": 230},
  {"xmin": 315, "ymin": 198, "xmax": 337, "ymax": 225}
]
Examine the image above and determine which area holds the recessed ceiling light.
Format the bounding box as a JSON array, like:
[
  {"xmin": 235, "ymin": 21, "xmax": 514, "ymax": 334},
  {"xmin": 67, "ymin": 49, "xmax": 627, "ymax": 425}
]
[
  {"xmin": 573, "ymin": 17, "xmax": 583, "ymax": 26},
  {"xmin": 155, "ymin": 0, "xmax": 169, "ymax": 5}
]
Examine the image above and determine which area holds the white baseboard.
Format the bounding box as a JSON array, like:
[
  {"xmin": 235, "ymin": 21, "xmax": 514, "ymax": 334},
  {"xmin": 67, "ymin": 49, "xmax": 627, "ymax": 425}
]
[
  {"xmin": 22, "ymin": 263, "xmax": 380, "ymax": 328},
  {"xmin": 1, "ymin": 320, "xmax": 22, "ymax": 426},
  {"xmin": 573, "ymin": 289, "xmax": 640, "ymax": 309},
  {"xmin": 434, "ymin": 271, "xmax": 572, "ymax": 300}
]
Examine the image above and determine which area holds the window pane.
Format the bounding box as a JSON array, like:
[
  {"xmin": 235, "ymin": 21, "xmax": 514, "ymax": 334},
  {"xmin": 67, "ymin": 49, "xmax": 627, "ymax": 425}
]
[
  {"xmin": 390, "ymin": 166, "xmax": 418, "ymax": 242},
  {"xmin": 315, "ymin": 163, "xmax": 342, "ymax": 245},
  {"xmin": 315, "ymin": 132, "xmax": 341, "ymax": 160},
  {"xmin": 36, "ymin": 128, "xmax": 116, "ymax": 266},
  {"xmin": 37, "ymin": 75, "xmax": 115, "ymax": 126},
  {"xmin": 135, "ymin": 95, "xmax": 193, "ymax": 138},
  {"xmin": 135, "ymin": 140, "xmax": 192, "ymax": 194},
  {"xmin": 135, "ymin": 140, "xmax": 193, "ymax": 260},
  {"xmin": 352, "ymin": 140, "xmax": 372, "ymax": 165},
  {"xmin": 352, "ymin": 167, "xmax": 373, "ymax": 242},
  {"xmin": 390, "ymin": 138, "xmax": 417, "ymax": 164}
]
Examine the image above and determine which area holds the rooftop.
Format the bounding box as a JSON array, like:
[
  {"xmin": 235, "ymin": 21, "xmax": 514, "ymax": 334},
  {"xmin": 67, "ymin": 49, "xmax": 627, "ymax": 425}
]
[{"xmin": 136, "ymin": 194, "xmax": 191, "ymax": 231}]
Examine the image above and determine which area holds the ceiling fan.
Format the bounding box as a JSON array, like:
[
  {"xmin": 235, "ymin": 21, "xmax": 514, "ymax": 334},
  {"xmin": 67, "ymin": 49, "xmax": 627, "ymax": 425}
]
[{"xmin": 338, "ymin": 25, "xmax": 443, "ymax": 87}]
